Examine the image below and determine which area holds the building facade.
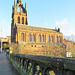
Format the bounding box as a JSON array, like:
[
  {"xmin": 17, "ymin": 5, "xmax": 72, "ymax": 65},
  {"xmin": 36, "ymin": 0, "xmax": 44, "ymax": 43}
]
[
  {"xmin": 0, "ymin": 36, "xmax": 11, "ymax": 43},
  {"xmin": 6, "ymin": 36, "xmax": 11, "ymax": 43},
  {"xmin": 11, "ymin": 0, "xmax": 63, "ymax": 44},
  {"xmin": 11, "ymin": 0, "xmax": 64, "ymax": 55}
]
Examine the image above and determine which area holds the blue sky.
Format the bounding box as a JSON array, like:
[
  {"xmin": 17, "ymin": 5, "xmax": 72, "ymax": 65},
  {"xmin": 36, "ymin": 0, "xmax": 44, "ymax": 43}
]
[{"xmin": 0, "ymin": 0, "xmax": 75, "ymax": 37}]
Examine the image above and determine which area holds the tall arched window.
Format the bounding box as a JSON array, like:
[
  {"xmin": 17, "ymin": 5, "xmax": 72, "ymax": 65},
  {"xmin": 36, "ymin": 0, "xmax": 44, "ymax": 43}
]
[
  {"xmin": 28, "ymin": 34, "xmax": 31, "ymax": 41},
  {"xmin": 42, "ymin": 35, "xmax": 44, "ymax": 42},
  {"xmin": 51, "ymin": 36, "xmax": 53, "ymax": 42},
  {"xmin": 32, "ymin": 34, "xmax": 35, "ymax": 41},
  {"xmin": 48, "ymin": 35, "xmax": 50, "ymax": 43},
  {"xmin": 56, "ymin": 36, "xmax": 61, "ymax": 43},
  {"xmin": 38, "ymin": 34, "xmax": 41, "ymax": 42},
  {"xmin": 59, "ymin": 37, "xmax": 61, "ymax": 43},
  {"xmin": 22, "ymin": 17, "xmax": 24, "ymax": 24},
  {"xmin": 21, "ymin": 33, "xmax": 24, "ymax": 41},
  {"xmin": 18, "ymin": 17, "xmax": 20, "ymax": 24},
  {"xmin": 56, "ymin": 36, "xmax": 58, "ymax": 43}
]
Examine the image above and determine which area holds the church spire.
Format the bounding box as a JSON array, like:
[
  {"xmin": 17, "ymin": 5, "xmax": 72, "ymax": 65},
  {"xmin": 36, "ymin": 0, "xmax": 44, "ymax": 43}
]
[
  {"xmin": 25, "ymin": 3, "xmax": 27, "ymax": 16},
  {"xmin": 25, "ymin": 3, "xmax": 27, "ymax": 10},
  {"xmin": 14, "ymin": 0, "xmax": 16, "ymax": 6},
  {"xmin": 12, "ymin": 6, "xmax": 14, "ymax": 13}
]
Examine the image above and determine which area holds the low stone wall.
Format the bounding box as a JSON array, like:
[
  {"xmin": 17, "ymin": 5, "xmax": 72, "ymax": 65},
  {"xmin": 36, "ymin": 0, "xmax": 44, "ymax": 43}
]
[
  {"xmin": 9, "ymin": 43, "xmax": 66, "ymax": 57},
  {"xmin": 9, "ymin": 53, "xmax": 75, "ymax": 75}
]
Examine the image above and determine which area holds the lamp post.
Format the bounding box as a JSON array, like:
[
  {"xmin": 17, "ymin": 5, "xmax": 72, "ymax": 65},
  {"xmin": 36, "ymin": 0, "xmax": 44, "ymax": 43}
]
[
  {"xmin": 1, "ymin": 38, "xmax": 2, "ymax": 53},
  {"xmin": 1, "ymin": 29, "xmax": 2, "ymax": 53}
]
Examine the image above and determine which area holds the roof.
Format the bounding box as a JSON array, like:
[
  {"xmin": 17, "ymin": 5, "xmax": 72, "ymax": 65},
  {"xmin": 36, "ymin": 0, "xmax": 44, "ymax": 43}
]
[{"xmin": 16, "ymin": 24, "xmax": 62, "ymax": 33}]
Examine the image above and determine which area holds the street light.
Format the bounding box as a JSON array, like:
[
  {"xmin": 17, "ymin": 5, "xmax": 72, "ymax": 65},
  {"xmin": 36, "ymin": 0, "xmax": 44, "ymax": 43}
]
[
  {"xmin": 1, "ymin": 38, "xmax": 2, "ymax": 53},
  {"xmin": 1, "ymin": 28, "xmax": 2, "ymax": 53}
]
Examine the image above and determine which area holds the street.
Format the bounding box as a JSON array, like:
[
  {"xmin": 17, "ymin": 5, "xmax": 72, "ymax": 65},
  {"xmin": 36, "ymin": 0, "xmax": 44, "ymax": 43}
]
[{"xmin": 0, "ymin": 51, "xmax": 19, "ymax": 75}]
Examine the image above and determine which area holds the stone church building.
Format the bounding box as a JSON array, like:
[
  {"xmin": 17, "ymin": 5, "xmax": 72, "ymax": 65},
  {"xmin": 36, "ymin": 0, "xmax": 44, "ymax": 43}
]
[{"xmin": 11, "ymin": 0, "xmax": 63, "ymax": 54}]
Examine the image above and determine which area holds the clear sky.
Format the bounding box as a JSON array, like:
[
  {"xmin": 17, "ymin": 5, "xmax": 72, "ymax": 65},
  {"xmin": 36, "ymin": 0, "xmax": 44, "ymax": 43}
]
[{"xmin": 0, "ymin": 0, "xmax": 75, "ymax": 37}]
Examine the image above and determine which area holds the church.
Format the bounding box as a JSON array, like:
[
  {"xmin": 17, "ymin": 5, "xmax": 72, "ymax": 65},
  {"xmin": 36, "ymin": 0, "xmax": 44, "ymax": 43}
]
[{"xmin": 11, "ymin": 0, "xmax": 63, "ymax": 54}]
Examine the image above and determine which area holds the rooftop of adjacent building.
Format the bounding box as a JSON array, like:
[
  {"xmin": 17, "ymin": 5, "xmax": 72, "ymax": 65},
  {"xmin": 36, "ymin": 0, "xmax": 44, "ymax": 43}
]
[{"xmin": 0, "ymin": 36, "xmax": 11, "ymax": 42}]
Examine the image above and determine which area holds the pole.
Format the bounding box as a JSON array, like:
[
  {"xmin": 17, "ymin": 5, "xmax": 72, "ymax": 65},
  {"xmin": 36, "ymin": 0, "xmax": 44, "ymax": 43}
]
[
  {"xmin": 1, "ymin": 29, "xmax": 2, "ymax": 53},
  {"xmin": 1, "ymin": 39, "xmax": 2, "ymax": 53}
]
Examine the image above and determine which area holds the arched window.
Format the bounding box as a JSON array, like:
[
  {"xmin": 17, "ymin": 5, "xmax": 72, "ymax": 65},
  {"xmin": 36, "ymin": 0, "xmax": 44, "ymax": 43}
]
[
  {"xmin": 22, "ymin": 17, "xmax": 24, "ymax": 24},
  {"xmin": 21, "ymin": 33, "xmax": 24, "ymax": 41},
  {"xmin": 18, "ymin": 17, "xmax": 20, "ymax": 24},
  {"xmin": 51, "ymin": 36, "xmax": 53, "ymax": 42},
  {"xmin": 56, "ymin": 36, "xmax": 61, "ymax": 43},
  {"xmin": 32, "ymin": 34, "xmax": 35, "ymax": 41},
  {"xmin": 56, "ymin": 36, "xmax": 58, "ymax": 43},
  {"xmin": 48, "ymin": 35, "xmax": 50, "ymax": 42},
  {"xmin": 42, "ymin": 35, "xmax": 44, "ymax": 42},
  {"xmin": 38, "ymin": 34, "xmax": 41, "ymax": 42},
  {"xmin": 59, "ymin": 37, "xmax": 61, "ymax": 43},
  {"xmin": 28, "ymin": 34, "xmax": 31, "ymax": 41}
]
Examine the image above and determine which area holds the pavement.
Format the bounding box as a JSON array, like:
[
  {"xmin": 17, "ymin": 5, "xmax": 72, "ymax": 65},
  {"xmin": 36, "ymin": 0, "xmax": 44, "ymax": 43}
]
[{"xmin": 0, "ymin": 51, "xmax": 19, "ymax": 75}]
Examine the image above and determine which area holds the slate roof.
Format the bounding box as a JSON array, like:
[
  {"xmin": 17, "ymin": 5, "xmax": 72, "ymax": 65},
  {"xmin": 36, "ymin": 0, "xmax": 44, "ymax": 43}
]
[{"xmin": 16, "ymin": 24, "xmax": 61, "ymax": 33}]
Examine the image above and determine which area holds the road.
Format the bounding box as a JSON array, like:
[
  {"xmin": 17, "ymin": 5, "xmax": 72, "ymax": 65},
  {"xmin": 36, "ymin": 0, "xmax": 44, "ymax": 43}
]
[{"xmin": 0, "ymin": 51, "xmax": 19, "ymax": 75}]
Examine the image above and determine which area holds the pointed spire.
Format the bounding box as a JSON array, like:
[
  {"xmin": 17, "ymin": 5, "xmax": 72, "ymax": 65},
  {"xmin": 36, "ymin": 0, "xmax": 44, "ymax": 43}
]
[
  {"xmin": 12, "ymin": 6, "xmax": 14, "ymax": 12},
  {"xmin": 14, "ymin": 0, "xmax": 16, "ymax": 6},
  {"xmin": 25, "ymin": 3, "xmax": 27, "ymax": 15},
  {"xmin": 25, "ymin": 3, "xmax": 27, "ymax": 10}
]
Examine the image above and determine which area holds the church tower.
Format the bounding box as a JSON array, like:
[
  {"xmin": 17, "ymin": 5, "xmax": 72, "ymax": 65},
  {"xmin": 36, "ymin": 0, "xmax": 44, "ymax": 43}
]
[
  {"xmin": 11, "ymin": 0, "xmax": 28, "ymax": 42},
  {"xmin": 12, "ymin": 0, "xmax": 28, "ymax": 25}
]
